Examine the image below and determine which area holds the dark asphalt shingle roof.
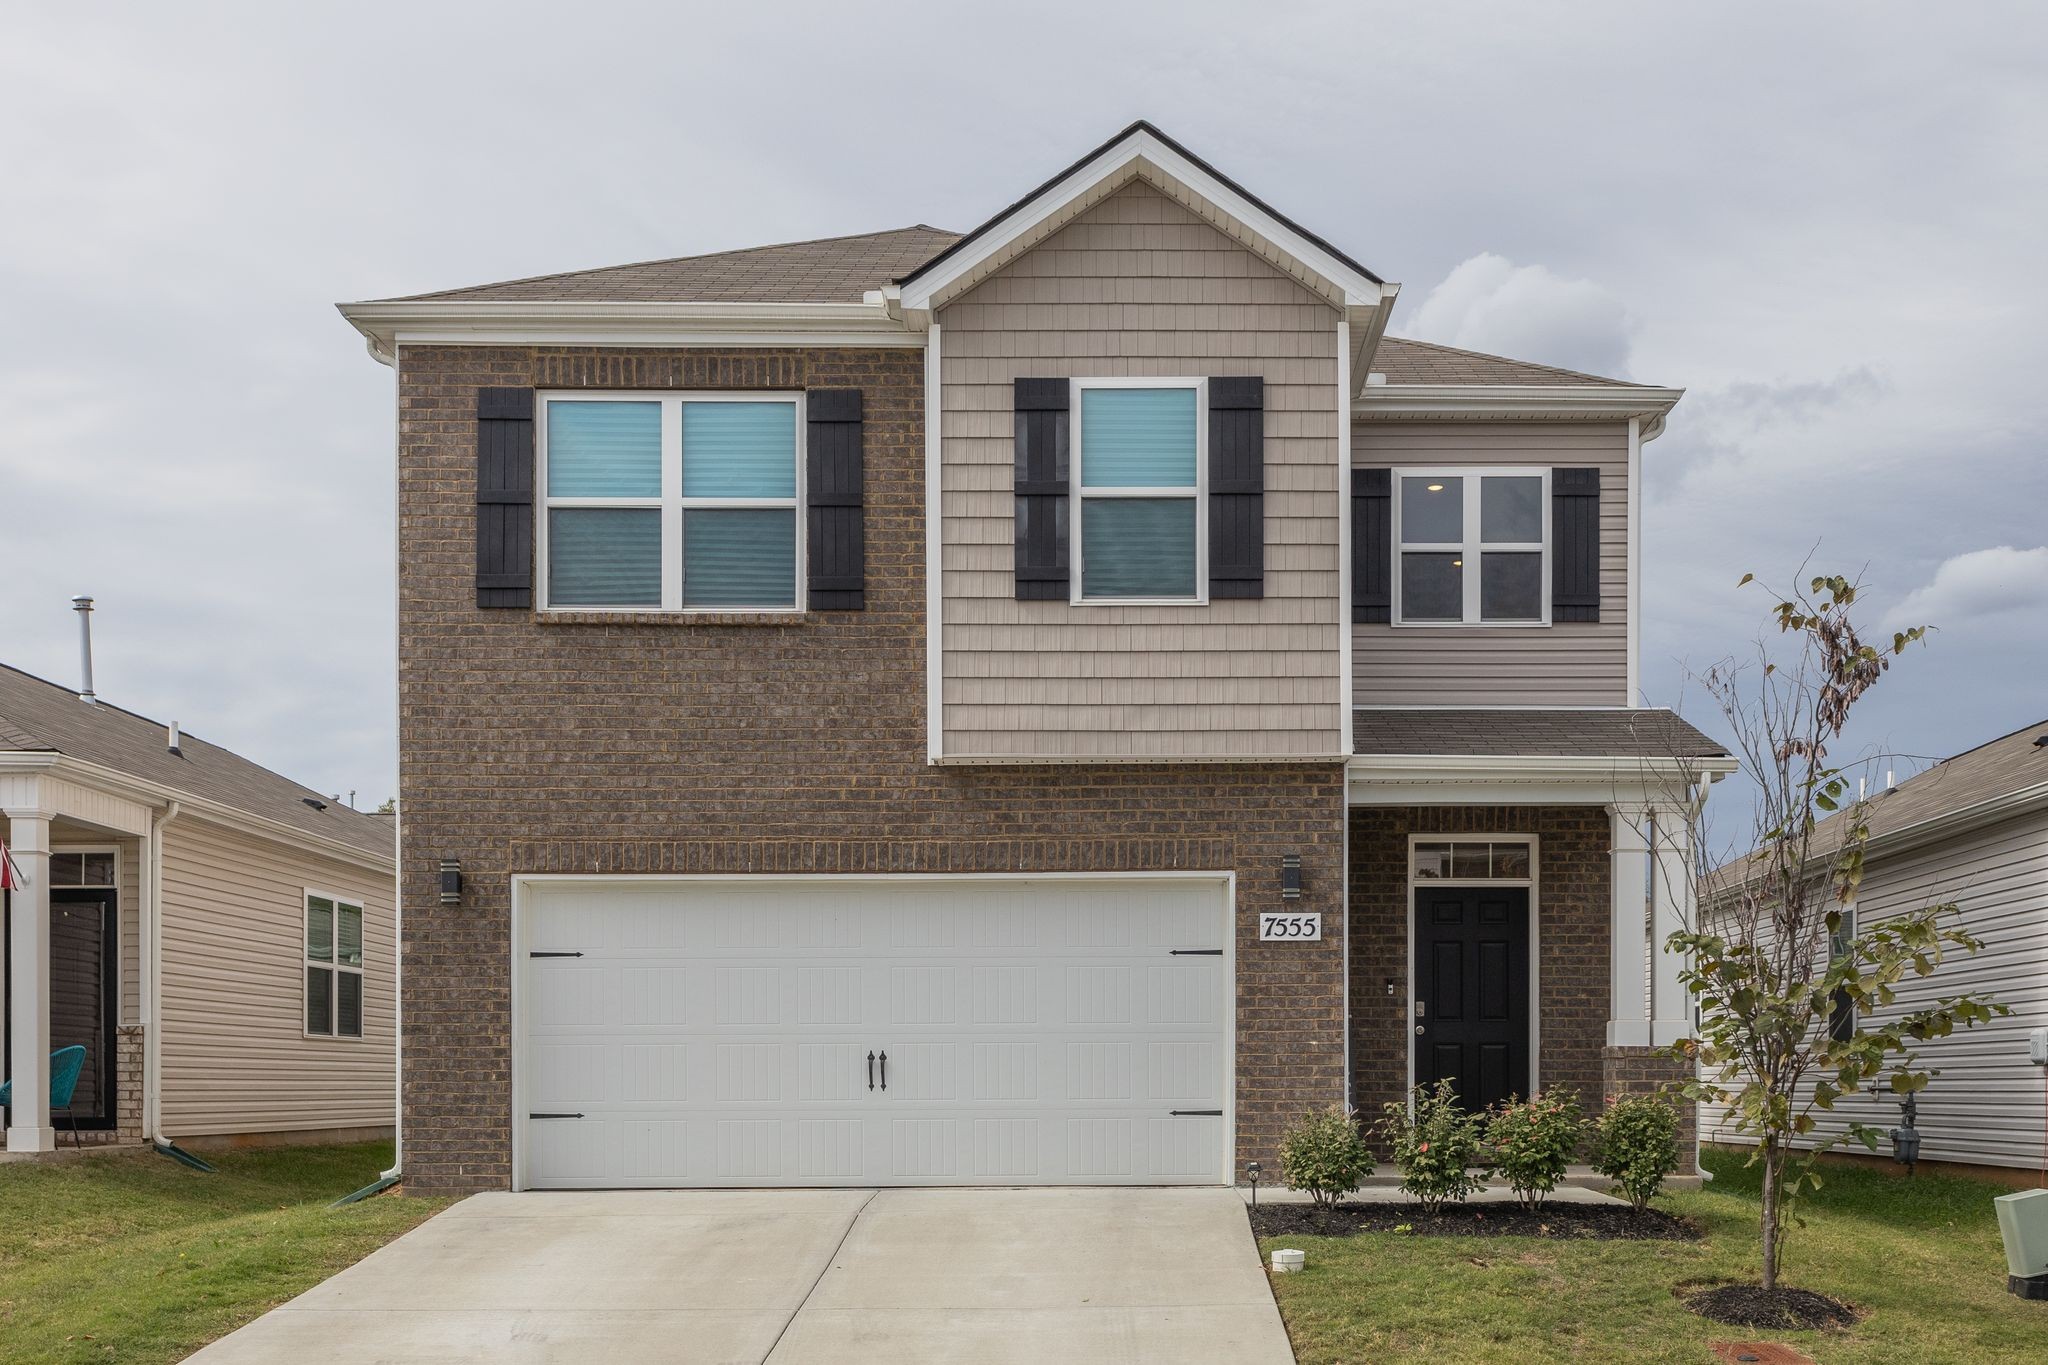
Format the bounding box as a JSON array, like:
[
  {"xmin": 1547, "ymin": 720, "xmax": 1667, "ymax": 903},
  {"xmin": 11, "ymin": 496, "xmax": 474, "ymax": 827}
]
[
  {"xmin": 1818, "ymin": 721, "xmax": 2048, "ymax": 845},
  {"xmin": 387, "ymin": 226, "xmax": 963, "ymax": 305},
  {"xmin": 0, "ymin": 663, "xmax": 394, "ymax": 861},
  {"xmin": 1368, "ymin": 337, "xmax": 1639, "ymax": 388},
  {"xmin": 1353, "ymin": 708, "xmax": 1728, "ymax": 760}
]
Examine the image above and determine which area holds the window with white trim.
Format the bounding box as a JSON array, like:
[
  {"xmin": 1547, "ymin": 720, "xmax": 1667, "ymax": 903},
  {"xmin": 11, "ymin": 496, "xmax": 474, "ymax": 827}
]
[
  {"xmin": 1827, "ymin": 901, "xmax": 1857, "ymax": 1043},
  {"xmin": 1074, "ymin": 379, "xmax": 1205, "ymax": 602},
  {"xmin": 306, "ymin": 892, "xmax": 364, "ymax": 1038},
  {"xmin": 1394, "ymin": 469, "xmax": 1549, "ymax": 625},
  {"xmin": 538, "ymin": 392, "xmax": 803, "ymax": 611}
]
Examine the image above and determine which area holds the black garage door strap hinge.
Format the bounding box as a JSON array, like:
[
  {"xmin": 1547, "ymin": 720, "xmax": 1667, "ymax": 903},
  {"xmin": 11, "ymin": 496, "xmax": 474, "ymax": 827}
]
[
  {"xmin": 1168, "ymin": 948, "xmax": 1223, "ymax": 956},
  {"xmin": 528, "ymin": 951, "xmax": 584, "ymax": 958},
  {"xmin": 1169, "ymin": 1109, "xmax": 1223, "ymax": 1117},
  {"xmin": 528, "ymin": 1112, "xmax": 585, "ymax": 1120}
]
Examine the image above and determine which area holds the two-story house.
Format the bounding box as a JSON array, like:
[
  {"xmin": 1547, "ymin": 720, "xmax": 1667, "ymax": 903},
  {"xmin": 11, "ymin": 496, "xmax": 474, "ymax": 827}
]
[{"xmin": 342, "ymin": 122, "xmax": 1731, "ymax": 1195}]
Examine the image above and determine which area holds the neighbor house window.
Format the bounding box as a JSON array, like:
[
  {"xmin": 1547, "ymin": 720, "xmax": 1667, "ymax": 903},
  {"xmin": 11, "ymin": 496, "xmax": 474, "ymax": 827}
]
[
  {"xmin": 539, "ymin": 393, "xmax": 802, "ymax": 611},
  {"xmin": 1395, "ymin": 469, "xmax": 1548, "ymax": 624},
  {"xmin": 1074, "ymin": 380, "xmax": 1205, "ymax": 602},
  {"xmin": 1828, "ymin": 901, "xmax": 1857, "ymax": 1043},
  {"xmin": 306, "ymin": 893, "xmax": 364, "ymax": 1038}
]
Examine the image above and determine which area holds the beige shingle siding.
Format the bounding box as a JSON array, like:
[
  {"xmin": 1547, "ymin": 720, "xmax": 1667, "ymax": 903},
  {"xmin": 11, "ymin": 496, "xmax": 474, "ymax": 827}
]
[
  {"xmin": 1351, "ymin": 420, "xmax": 1632, "ymax": 706},
  {"xmin": 1701, "ymin": 810, "xmax": 2048, "ymax": 1170},
  {"xmin": 938, "ymin": 181, "xmax": 1345, "ymax": 759},
  {"xmin": 157, "ymin": 816, "xmax": 395, "ymax": 1137}
]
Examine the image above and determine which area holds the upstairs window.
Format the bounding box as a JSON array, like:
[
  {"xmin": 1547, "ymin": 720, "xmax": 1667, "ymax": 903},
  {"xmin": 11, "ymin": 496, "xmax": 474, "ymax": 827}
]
[
  {"xmin": 1074, "ymin": 380, "xmax": 1205, "ymax": 603},
  {"xmin": 1394, "ymin": 469, "xmax": 1549, "ymax": 625},
  {"xmin": 306, "ymin": 892, "xmax": 365, "ymax": 1039},
  {"xmin": 539, "ymin": 393, "xmax": 802, "ymax": 611}
]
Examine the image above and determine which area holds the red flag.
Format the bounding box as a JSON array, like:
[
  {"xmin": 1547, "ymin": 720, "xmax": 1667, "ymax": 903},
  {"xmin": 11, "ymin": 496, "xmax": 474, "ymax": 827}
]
[{"xmin": 0, "ymin": 839, "xmax": 20, "ymax": 891}]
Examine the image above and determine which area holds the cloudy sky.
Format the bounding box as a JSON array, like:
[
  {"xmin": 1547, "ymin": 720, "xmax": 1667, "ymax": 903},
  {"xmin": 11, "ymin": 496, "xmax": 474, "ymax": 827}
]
[{"xmin": 4, "ymin": 3, "xmax": 2044, "ymax": 833}]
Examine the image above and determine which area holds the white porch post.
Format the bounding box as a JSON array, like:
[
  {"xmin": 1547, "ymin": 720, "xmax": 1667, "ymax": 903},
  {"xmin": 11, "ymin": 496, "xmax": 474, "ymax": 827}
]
[
  {"xmin": 5, "ymin": 807, "xmax": 56, "ymax": 1152},
  {"xmin": 1649, "ymin": 807, "xmax": 1695, "ymax": 1046},
  {"xmin": 1606, "ymin": 804, "xmax": 1650, "ymax": 1048}
]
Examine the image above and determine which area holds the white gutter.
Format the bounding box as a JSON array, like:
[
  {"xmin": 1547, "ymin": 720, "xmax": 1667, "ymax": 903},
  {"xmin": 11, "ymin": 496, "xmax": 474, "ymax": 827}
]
[
  {"xmin": 335, "ymin": 299, "xmax": 921, "ymax": 367},
  {"xmin": 0, "ymin": 752, "xmax": 394, "ymax": 875},
  {"xmin": 1354, "ymin": 384, "xmax": 1684, "ymax": 423},
  {"xmin": 143, "ymin": 799, "xmax": 180, "ymax": 1147}
]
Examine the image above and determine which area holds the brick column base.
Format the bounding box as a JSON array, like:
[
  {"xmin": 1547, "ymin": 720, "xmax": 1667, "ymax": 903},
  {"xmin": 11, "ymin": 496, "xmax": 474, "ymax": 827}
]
[{"xmin": 1602, "ymin": 1045, "xmax": 1697, "ymax": 1168}]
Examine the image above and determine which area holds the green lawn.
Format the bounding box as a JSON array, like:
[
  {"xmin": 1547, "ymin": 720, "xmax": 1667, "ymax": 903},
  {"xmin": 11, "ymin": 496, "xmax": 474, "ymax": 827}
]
[
  {"xmin": 0, "ymin": 1142, "xmax": 448, "ymax": 1364},
  {"xmin": 1260, "ymin": 1149, "xmax": 2046, "ymax": 1364}
]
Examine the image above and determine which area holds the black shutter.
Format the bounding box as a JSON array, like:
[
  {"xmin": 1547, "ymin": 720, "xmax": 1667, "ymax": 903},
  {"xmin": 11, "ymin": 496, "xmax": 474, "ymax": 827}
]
[
  {"xmin": 1352, "ymin": 467, "xmax": 1392, "ymax": 623},
  {"xmin": 1552, "ymin": 467, "xmax": 1601, "ymax": 622},
  {"xmin": 1208, "ymin": 377, "xmax": 1264, "ymax": 600},
  {"xmin": 476, "ymin": 387, "xmax": 535, "ymax": 609},
  {"xmin": 806, "ymin": 388, "xmax": 864, "ymax": 610},
  {"xmin": 1013, "ymin": 378, "xmax": 1070, "ymax": 600}
]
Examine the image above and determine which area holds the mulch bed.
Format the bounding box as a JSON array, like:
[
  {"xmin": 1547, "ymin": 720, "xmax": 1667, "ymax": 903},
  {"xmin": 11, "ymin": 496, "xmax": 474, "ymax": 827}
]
[
  {"xmin": 1684, "ymin": 1284, "xmax": 1860, "ymax": 1331},
  {"xmin": 1249, "ymin": 1200, "xmax": 1700, "ymax": 1241}
]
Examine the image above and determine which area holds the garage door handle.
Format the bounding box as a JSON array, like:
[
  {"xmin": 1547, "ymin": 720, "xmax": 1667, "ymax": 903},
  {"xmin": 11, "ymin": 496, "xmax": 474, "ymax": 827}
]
[
  {"xmin": 1169, "ymin": 949, "xmax": 1223, "ymax": 956},
  {"xmin": 867, "ymin": 1051, "xmax": 875, "ymax": 1091},
  {"xmin": 1169, "ymin": 1109, "xmax": 1222, "ymax": 1117},
  {"xmin": 529, "ymin": 1112, "xmax": 584, "ymax": 1120},
  {"xmin": 879, "ymin": 1051, "xmax": 888, "ymax": 1090},
  {"xmin": 529, "ymin": 951, "xmax": 584, "ymax": 958}
]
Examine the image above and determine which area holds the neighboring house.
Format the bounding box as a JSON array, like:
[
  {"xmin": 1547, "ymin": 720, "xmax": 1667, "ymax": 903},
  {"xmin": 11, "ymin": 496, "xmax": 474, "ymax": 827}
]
[
  {"xmin": 0, "ymin": 664, "xmax": 395, "ymax": 1154},
  {"xmin": 1702, "ymin": 721, "xmax": 2048, "ymax": 1180},
  {"xmin": 339, "ymin": 121, "xmax": 1733, "ymax": 1196}
]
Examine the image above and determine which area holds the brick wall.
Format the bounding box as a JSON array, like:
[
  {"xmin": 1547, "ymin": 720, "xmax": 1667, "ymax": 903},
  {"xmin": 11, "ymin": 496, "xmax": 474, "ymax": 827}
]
[
  {"xmin": 396, "ymin": 344, "xmax": 1348, "ymax": 1195},
  {"xmin": 1602, "ymin": 1046, "xmax": 1698, "ymax": 1164},
  {"xmin": 1347, "ymin": 806, "xmax": 1613, "ymax": 1119}
]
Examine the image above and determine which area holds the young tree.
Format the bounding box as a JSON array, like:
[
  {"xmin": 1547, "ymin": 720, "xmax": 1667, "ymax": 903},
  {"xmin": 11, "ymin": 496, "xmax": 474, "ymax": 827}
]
[{"xmin": 1669, "ymin": 573, "xmax": 2005, "ymax": 1293}]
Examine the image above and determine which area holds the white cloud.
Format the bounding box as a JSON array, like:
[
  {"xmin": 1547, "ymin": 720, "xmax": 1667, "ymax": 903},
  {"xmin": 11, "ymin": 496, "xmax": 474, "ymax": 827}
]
[
  {"xmin": 1403, "ymin": 253, "xmax": 1634, "ymax": 379},
  {"xmin": 1884, "ymin": 546, "xmax": 2048, "ymax": 632}
]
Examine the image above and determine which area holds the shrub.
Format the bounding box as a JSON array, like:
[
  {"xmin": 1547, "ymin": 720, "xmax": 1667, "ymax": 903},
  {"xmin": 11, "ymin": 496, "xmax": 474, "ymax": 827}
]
[
  {"xmin": 1277, "ymin": 1105, "xmax": 1375, "ymax": 1208},
  {"xmin": 1378, "ymin": 1080, "xmax": 1489, "ymax": 1211},
  {"xmin": 1592, "ymin": 1093, "xmax": 1680, "ymax": 1211},
  {"xmin": 1486, "ymin": 1088, "xmax": 1585, "ymax": 1210}
]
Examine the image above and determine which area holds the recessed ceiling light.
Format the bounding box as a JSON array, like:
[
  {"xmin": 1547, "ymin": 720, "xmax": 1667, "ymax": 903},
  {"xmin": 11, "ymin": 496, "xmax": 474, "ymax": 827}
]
[
  {"xmin": 1452, "ymin": 559, "xmax": 1463, "ymax": 567},
  {"xmin": 1426, "ymin": 483, "xmax": 1445, "ymax": 492}
]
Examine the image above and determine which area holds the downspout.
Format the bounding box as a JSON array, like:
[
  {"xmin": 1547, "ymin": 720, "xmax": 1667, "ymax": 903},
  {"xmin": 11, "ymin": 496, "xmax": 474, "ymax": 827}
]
[
  {"xmin": 142, "ymin": 799, "xmax": 180, "ymax": 1150},
  {"xmin": 381, "ymin": 344, "xmax": 404, "ymax": 1188}
]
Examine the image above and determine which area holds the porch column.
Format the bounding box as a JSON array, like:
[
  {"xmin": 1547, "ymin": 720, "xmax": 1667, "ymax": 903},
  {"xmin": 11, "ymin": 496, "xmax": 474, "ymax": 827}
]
[
  {"xmin": 1649, "ymin": 808, "xmax": 1695, "ymax": 1047},
  {"xmin": 4, "ymin": 808, "xmax": 56, "ymax": 1152},
  {"xmin": 1605, "ymin": 804, "xmax": 1650, "ymax": 1048}
]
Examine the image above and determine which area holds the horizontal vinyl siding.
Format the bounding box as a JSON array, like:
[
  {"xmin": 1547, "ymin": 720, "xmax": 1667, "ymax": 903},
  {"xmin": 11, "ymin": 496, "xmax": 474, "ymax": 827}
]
[
  {"xmin": 939, "ymin": 179, "xmax": 1344, "ymax": 759},
  {"xmin": 1702, "ymin": 812, "xmax": 2048, "ymax": 1169},
  {"xmin": 1352, "ymin": 421, "xmax": 1630, "ymax": 706},
  {"xmin": 158, "ymin": 816, "xmax": 395, "ymax": 1137}
]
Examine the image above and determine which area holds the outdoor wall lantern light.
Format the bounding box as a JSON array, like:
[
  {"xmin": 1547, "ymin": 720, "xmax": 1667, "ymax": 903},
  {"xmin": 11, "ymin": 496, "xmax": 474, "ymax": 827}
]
[
  {"xmin": 439, "ymin": 858, "xmax": 463, "ymax": 906},
  {"xmin": 1281, "ymin": 854, "xmax": 1302, "ymax": 901}
]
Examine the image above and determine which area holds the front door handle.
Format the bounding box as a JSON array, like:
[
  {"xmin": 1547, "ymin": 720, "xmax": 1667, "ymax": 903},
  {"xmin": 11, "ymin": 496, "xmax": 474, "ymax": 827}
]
[
  {"xmin": 867, "ymin": 1051, "xmax": 875, "ymax": 1091},
  {"xmin": 1415, "ymin": 1024, "xmax": 1425, "ymax": 1035},
  {"xmin": 879, "ymin": 1050, "xmax": 888, "ymax": 1091}
]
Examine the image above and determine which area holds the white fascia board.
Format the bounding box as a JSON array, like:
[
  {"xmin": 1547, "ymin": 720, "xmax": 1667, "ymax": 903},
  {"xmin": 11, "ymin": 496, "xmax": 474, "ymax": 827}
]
[
  {"xmin": 337, "ymin": 300, "xmax": 920, "ymax": 366},
  {"xmin": 897, "ymin": 129, "xmax": 1391, "ymax": 313},
  {"xmin": 1348, "ymin": 752, "xmax": 1736, "ymax": 803},
  {"xmin": 1353, "ymin": 385, "xmax": 1685, "ymax": 421},
  {"xmin": 0, "ymin": 752, "xmax": 396, "ymax": 873},
  {"xmin": 936, "ymin": 751, "xmax": 1350, "ymax": 767}
]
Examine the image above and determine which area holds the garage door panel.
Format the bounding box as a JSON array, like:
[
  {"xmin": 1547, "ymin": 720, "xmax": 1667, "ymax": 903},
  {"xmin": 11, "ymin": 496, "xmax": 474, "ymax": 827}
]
[{"xmin": 521, "ymin": 879, "xmax": 1230, "ymax": 1188}]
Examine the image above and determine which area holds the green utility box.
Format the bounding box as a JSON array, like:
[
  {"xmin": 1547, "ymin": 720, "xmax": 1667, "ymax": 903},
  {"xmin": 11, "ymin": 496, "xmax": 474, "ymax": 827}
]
[{"xmin": 1995, "ymin": 1188, "xmax": 2048, "ymax": 1298}]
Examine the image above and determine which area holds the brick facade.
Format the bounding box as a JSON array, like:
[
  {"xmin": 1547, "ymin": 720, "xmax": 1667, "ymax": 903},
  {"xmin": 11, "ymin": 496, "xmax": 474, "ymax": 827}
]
[
  {"xmin": 1602, "ymin": 1045, "xmax": 1698, "ymax": 1164},
  {"xmin": 1347, "ymin": 806, "xmax": 1613, "ymax": 1119},
  {"xmin": 396, "ymin": 344, "xmax": 1348, "ymax": 1195}
]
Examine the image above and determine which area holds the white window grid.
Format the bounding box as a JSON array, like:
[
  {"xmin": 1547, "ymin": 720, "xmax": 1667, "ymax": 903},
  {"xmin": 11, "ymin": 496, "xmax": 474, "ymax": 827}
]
[
  {"xmin": 1392, "ymin": 466, "xmax": 1551, "ymax": 627},
  {"xmin": 1070, "ymin": 377, "xmax": 1208, "ymax": 606},
  {"xmin": 304, "ymin": 889, "xmax": 366, "ymax": 1040}
]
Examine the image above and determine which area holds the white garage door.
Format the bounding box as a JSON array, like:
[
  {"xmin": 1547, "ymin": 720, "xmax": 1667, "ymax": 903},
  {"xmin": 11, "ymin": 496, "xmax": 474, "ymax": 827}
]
[{"xmin": 516, "ymin": 877, "xmax": 1231, "ymax": 1189}]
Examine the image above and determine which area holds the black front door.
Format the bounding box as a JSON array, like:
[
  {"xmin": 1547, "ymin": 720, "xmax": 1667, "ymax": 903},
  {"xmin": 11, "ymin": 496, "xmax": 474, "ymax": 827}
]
[
  {"xmin": 49, "ymin": 890, "xmax": 118, "ymax": 1128},
  {"xmin": 1414, "ymin": 885, "xmax": 1530, "ymax": 1111}
]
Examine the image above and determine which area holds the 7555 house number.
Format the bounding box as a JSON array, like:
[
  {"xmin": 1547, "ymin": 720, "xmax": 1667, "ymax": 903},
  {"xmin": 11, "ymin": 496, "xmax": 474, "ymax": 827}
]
[{"xmin": 1258, "ymin": 912, "xmax": 1322, "ymax": 942}]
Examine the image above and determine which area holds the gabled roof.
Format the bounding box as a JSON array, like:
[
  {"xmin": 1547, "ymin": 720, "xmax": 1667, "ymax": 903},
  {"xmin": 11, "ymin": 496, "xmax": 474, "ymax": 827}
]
[
  {"xmin": 384, "ymin": 226, "xmax": 961, "ymax": 305},
  {"xmin": 1819, "ymin": 720, "xmax": 2048, "ymax": 848},
  {"xmin": 1353, "ymin": 708, "xmax": 1728, "ymax": 760},
  {"xmin": 1369, "ymin": 337, "xmax": 1640, "ymax": 388},
  {"xmin": 895, "ymin": 120, "xmax": 1385, "ymax": 313},
  {"xmin": 0, "ymin": 663, "xmax": 393, "ymax": 861}
]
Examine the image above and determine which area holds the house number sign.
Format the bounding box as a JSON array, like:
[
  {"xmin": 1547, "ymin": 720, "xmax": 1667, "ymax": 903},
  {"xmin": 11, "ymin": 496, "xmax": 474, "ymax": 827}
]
[{"xmin": 1258, "ymin": 912, "xmax": 1322, "ymax": 942}]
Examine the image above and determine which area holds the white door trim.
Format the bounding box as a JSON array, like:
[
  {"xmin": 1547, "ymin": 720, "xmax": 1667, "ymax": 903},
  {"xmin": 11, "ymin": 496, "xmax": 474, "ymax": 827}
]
[
  {"xmin": 1402, "ymin": 835, "xmax": 1541, "ymax": 1103},
  {"xmin": 508, "ymin": 870, "xmax": 1237, "ymax": 1191}
]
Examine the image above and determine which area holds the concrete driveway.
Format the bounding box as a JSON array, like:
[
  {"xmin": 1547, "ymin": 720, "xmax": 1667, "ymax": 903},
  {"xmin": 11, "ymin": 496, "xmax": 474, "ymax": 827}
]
[{"xmin": 189, "ymin": 1187, "xmax": 1295, "ymax": 1364}]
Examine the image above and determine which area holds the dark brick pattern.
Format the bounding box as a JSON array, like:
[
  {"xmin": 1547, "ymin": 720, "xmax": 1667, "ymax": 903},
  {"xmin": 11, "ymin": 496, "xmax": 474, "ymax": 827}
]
[
  {"xmin": 1347, "ymin": 806, "xmax": 1614, "ymax": 1118},
  {"xmin": 1602, "ymin": 1046, "xmax": 1699, "ymax": 1159},
  {"xmin": 396, "ymin": 344, "xmax": 1347, "ymax": 1195}
]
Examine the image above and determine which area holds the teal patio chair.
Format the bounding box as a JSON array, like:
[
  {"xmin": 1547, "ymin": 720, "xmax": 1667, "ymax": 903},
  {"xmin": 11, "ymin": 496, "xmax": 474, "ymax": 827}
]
[{"xmin": 0, "ymin": 1045, "xmax": 88, "ymax": 1147}]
